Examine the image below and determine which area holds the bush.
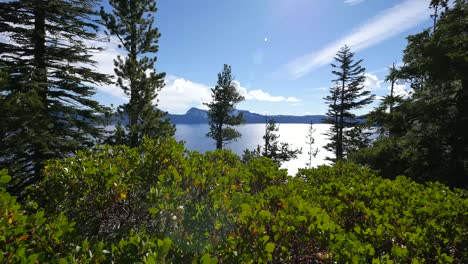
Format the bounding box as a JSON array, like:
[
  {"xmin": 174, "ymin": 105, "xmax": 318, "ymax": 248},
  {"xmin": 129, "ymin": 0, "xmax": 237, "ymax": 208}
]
[
  {"xmin": 297, "ymin": 163, "xmax": 468, "ymax": 262},
  {"xmin": 0, "ymin": 169, "xmax": 75, "ymax": 262},
  {"xmin": 1, "ymin": 139, "xmax": 466, "ymax": 263}
]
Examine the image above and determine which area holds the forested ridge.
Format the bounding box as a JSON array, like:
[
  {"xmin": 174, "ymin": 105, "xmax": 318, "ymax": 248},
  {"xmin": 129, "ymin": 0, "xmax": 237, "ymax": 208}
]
[{"xmin": 1, "ymin": 0, "xmax": 467, "ymax": 263}]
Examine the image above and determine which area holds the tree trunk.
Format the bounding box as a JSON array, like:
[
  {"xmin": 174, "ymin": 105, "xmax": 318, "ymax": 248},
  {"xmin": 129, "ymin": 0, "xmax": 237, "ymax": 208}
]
[
  {"xmin": 129, "ymin": 15, "xmax": 139, "ymax": 147},
  {"xmin": 33, "ymin": 3, "xmax": 47, "ymax": 103},
  {"xmin": 337, "ymin": 79, "xmax": 345, "ymax": 161},
  {"xmin": 32, "ymin": 2, "xmax": 47, "ymax": 177},
  {"xmin": 216, "ymin": 122, "xmax": 223, "ymax": 150},
  {"xmin": 389, "ymin": 79, "xmax": 395, "ymax": 114},
  {"xmin": 453, "ymin": 79, "xmax": 468, "ymax": 187}
]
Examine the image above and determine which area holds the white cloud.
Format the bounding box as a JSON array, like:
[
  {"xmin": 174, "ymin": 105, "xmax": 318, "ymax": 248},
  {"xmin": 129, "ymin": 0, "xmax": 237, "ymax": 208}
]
[
  {"xmin": 159, "ymin": 75, "xmax": 212, "ymax": 114},
  {"xmin": 344, "ymin": 0, "xmax": 365, "ymax": 6},
  {"xmin": 392, "ymin": 84, "xmax": 411, "ymax": 98},
  {"xmin": 376, "ymin": 83, "xmax": 412, "ymax": 101},
  {"xmin": 75, "ymin": 35, "xmax": 301, "ymax": 113},
  {"xmin": 285, "ymin": 0, "xmax": 430, "ymax": 78},
  {"xmin": 364, "ymin": 72, "xmax": 383, "ymax": 90},
  {"xmin": 83, "ymin": 36, "xmax": 127, "ymax": 100},
  {"xmin": 86, "ymin": 37, "xmax": 207, "ymax": 113},
  {"xmin": 233, "ymin": 81, "xmax": 301, "ymax": 103}
]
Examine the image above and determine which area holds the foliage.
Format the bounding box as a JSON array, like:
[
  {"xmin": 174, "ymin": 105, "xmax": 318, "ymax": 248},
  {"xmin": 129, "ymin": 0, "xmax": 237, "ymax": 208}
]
[
  {"xmin": 354, "ymin": 0, "xmax": 468, "ymax": 187},
  {"xmin": 0, "ymin": 0, "xmax": 110, "ymax": 197},
  {"xmin": 204, "ymin": 64, "xmax": 245, "ymax": 149},
  {"xmin": 0, "ymin": 167, "xmax": 178, "ymax": 263},
  {"xmin": 323, "ymin": 45, "xmax": 374, "ymax": 162},
  {"xmin": 349, "ymin": 137, "xmax": 407, "ymax": 179},
  {"xmin": 297, "ymin": 163, "xmax": 468, "ymax": 263},
  {"xmin": 101, "ymin": 0, "xmax": 175, "ymax": 147},
  {"xmin": 0, "ymin": 169, "xmax": 76, "ymax": 262},
  {"xmin": 3, "ymin": 139, "xmax": 463, "ymax": 263}
]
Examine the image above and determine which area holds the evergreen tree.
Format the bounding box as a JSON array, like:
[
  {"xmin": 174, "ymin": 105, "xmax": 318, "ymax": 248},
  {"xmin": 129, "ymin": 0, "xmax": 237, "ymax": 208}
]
[
  {"xmin": 385, "ymin": 63, "xmax": 399, "ymax": 115},
  {"xmin": 351, "ymin": 0, "xmax": 468, "ymax": 187},
  {"xmin": 204, "ymin": 64, "xmax": 245, "ymax": 149},
  {"xmin": 323, "ymin": 84, "xmax": 340, "ymax": 162},
  {"xmin": 261, "ymin": 118, "xmax": 301, "ymax": 164},
  {"xmin": 323, "ymin": 45, "xmax": 374, "ymax": 162},
  {"xmin": 305, "ymin": 122, "xmax": 319, "ymax": 169},
  {"xmin": 394, "ymin": 0, "xmax": 467, "ymax": 186},
  {"xmin": 0, "ymin": 0, "xmax": 110, "ymax": 196},
  {"xmin": 243, "ymin": 118, "xmax": 301, "ymax": 165},
  {"xmin": 364, "ymin": 63, "xmax": 406, "ymax": 137},
  {"xmin": 430, "ymin": 0, "xmax": 449, "ymax": 31},
  {"xmin": 101, "ymin": 0, "xmax": 174, "ymax": 147}
]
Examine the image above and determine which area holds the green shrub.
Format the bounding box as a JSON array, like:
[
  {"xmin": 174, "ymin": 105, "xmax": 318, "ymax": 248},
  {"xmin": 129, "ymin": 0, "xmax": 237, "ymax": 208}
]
[
  {"xmin": 298, "ymin": 163, "xmax": 468, "ymax": 262},
  {"xmin": 0, "ymin": 169, "xmax": 75, "ymax": 262},
  {"xmin": 2, "ymin": 139, "xmax": 466, "ymax": 263}
]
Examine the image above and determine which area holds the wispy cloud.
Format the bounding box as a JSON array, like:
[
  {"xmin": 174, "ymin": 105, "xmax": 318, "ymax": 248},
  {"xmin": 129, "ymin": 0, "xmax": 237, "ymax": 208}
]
[
  {"xmin": 313, "ymin": 87, "xmax": 328, "ymax": 91},
  {"xmin": 344, "ymin": 0, "xmax": 365, "ymax": 6},
  {"xmin": 285, "ymin": 0, "xmax": 430, "ymax": 78}
]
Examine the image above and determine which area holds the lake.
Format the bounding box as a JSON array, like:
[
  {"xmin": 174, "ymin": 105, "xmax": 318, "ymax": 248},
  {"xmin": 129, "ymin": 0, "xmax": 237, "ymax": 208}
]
[{"xmin": 174, "ymin": 124, "xmax": 332, "ymax": 175}]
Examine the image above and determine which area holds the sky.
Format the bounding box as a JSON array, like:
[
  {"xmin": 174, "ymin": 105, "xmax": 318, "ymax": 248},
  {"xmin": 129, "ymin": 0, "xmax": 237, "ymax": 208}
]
[{"xmin": 92, "ymin": 0, "xmax": 434, "ymax": 115}]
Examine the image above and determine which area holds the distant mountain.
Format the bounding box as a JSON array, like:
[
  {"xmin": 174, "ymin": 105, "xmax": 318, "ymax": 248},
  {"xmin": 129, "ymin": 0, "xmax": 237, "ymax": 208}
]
[{"xmin": 166, "ymin": 107, "xmax": 326, "ymax": 124}]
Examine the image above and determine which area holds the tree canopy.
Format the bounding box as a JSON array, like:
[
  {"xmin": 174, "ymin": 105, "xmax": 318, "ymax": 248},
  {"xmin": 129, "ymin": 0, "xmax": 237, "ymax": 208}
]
[
  {"xmin": 0, "ymin": 0, "xmax": 110, "ymax": 196},
  {"xmin": 204, "ymin": 64, "xmax": 245, "ymax": 149},
  {"xmin": 101, "ymin": 0, "xmax": 174, "ymax": 147}
]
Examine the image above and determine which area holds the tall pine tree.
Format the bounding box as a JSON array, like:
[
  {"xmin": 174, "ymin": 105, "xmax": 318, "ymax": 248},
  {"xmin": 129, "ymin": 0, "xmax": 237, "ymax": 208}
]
[
  {"xmin": 204, "ymin": 64, "xmax": 245, "ymax": 149},
  {"xmin": 323, "ymin": 45, "xmax": 374, "ymax": 161},
  {"xmin": 351, "ymin": 0, "xmax": 467, "ymax": 187},
  {"xmin": 101, "ymin": 0, "xmax": 174, "ymax": 147},
  {"xmin": 0, "ymin": 0, "xmax": 110, "ymax": 196}
]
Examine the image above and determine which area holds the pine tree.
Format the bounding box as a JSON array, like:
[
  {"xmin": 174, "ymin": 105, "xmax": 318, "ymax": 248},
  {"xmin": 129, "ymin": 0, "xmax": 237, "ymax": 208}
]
[
  {"xmin": 323, "ymin": 45, "xmax": 374, "ymax": 162},
  {"xmin": 351, "ymin": 0, "xmax": 468, "ymax": 187},
  {"xmin": 323, "ymin": 84, "xmax": 340, "ymax": 162},
  {"xmin": 101, "ymin": 0, "xmax": 174, "ymax": 147},
  {"xmin": 430, "ymin": 0, "xmax": 449, "ymax": 31},
  {"xmin": 385, "ymin": 63, "xmax": 399, "ymax": 115},
  {"xmin": 392, "ymin": 0, "xmax": 467, "ymax": 186},
  {"xmin": 204, "ymin": 64, "xmax": 245, "ymax": 149},
  {"xmin": 242, "ymin": 118, "xmax": 301, "ymax": 165},
  {"xmin": 260, "ymin": 118, "xmax": 301, "ymax": 164},
  {"xmin": 0, "ymin": 0, "xmax": 110, "ymax": 196},
  {"xmin": 305, "ymin": 122, "xmax": 319, "ymax": 169}
]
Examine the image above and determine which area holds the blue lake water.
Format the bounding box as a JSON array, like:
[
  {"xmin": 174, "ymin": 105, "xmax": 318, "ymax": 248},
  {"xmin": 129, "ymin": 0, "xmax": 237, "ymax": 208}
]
[{"xmin": 174, "ymin": 124, "xmax": 332, "ymax": 175}]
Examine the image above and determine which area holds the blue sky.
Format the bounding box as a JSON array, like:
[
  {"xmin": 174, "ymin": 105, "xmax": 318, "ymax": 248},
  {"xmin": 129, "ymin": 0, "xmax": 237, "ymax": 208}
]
[{"xmin": 93, "ymin": 0, "xmax": 434, "ymax": 115}]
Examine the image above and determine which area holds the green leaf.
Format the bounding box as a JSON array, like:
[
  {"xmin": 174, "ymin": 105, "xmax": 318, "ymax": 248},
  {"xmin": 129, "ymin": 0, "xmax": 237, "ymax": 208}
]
[
  {"xmin": 161, "ymin": 237, "xmax": 172, "ymax": 253},
  {"xmin": 265, "ymin": 242, "xmax": 275, "ymax": 253},
  {"xmin": 0, "ymin": 175, "xmax": 11, "ymax": 184},
  {"xmin": 200, "ymin": 253, "xmax": 218, "ymax": 264}
]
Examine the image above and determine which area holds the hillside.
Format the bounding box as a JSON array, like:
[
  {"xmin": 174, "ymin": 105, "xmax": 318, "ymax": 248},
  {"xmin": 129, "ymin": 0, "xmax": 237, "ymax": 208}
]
[{"xmin": 166, "ymin": 107, "xmax": 326, "ymax": 124}]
